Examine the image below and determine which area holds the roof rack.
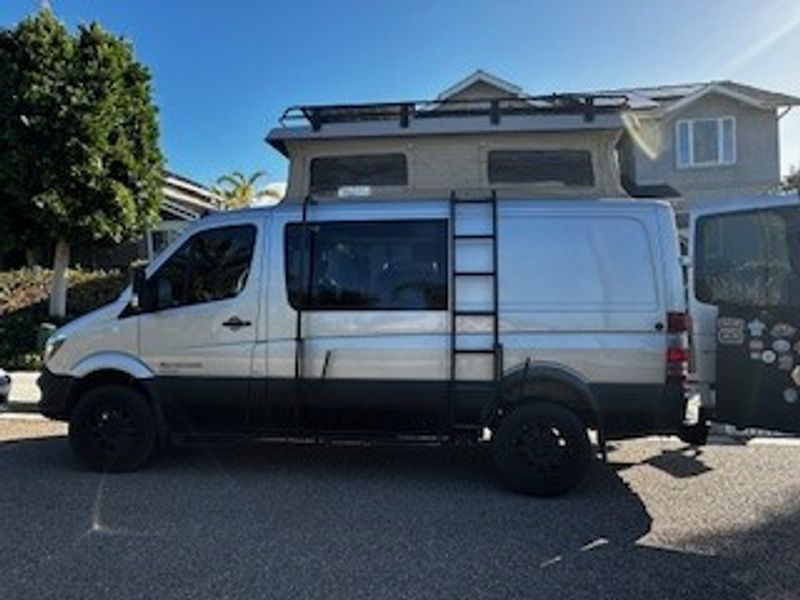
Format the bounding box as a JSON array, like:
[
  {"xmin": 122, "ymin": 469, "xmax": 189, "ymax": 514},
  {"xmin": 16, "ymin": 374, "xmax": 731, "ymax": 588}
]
[{"xmin": 279, "ymin": 93, "xmax": 630, "ymax": 131}]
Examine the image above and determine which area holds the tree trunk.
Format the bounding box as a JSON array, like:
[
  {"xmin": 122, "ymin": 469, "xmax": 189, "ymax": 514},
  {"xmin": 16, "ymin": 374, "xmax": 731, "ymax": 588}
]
[
  {"xmin": 25, "ymin": 248, "xmax": 37, "ymax": 267},
  {"xmin": 49, "ymin": 240, "xmax": 70, "ymax": 318}
]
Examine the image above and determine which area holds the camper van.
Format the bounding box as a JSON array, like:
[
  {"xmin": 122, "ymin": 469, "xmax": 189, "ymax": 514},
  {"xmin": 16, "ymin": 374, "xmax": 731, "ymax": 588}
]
[{"xmin": 38, "ymin": 193, "xmax": 690, "ymax": 496}]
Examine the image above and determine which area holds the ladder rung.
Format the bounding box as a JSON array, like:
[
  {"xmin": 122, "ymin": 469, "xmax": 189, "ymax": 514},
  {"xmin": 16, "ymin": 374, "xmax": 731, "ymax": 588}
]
[
  {"xmin": 454, "ymin": 348, "xmax": 497, "ymax": 354},
  {"xmin": 453, "ymin": 198, "xmax": 494, "ymax": 204},
  {"xmin": 454, "ymin": 271, "xmax": 496, "ymax": 276},
  {"xmin": 454, "ymin": 234, "xmax": 494, "ymax": 240},
  {"xmin": 455, "ymin": 310, "xmax": 495, "ymax": 316}
]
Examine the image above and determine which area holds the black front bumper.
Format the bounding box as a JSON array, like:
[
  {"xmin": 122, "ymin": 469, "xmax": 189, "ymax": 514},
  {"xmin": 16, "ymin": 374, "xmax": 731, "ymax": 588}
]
[{"xmin": 37, "ymin": 368, "xmax": 75, "ymax": 420}]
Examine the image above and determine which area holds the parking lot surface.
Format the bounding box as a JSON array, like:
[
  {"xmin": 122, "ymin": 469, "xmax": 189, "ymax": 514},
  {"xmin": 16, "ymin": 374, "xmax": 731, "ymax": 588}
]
[{"xmin": 1, "ymin": 416, "xmax": 800, "ymax": 599}]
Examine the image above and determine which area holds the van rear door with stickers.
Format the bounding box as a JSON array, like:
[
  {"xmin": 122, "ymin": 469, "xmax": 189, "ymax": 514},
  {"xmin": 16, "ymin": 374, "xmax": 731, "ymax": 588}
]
[{"xmin": 694, "ymin": 203, "xmax": 800, "ymax": 432}]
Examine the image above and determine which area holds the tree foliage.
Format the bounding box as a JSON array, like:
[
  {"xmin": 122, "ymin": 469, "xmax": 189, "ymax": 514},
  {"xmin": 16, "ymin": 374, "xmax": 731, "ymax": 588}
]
[
  {"xmin": 0, "ymin": 9, "xmax": 163, "ymax": 247},
  {"xmin": 0, "ymin": 9, "xmax": 164, "ymax": 315}
]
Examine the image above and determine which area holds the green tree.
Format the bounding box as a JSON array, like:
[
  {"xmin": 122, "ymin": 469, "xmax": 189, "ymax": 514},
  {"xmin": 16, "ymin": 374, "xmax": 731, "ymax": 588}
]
[
  {"xmin": 0, "ymin": 10, "xmax": 163, "ymax": 317},
  {"xmin": 212, "ymin": 170, "xmax": 280, "ymax": 209}
]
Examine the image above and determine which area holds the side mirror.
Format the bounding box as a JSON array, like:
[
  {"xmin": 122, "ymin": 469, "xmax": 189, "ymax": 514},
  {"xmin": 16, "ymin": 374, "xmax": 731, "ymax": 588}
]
[{"xmin": 130, "ymin": 265, "xmax": 154, "ymax": 312}]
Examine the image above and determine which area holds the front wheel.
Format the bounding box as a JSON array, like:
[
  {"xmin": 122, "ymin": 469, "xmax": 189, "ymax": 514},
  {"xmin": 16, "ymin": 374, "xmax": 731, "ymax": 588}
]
[
  {"xmin": 491, "ymin": 402, "xmax": 591, "ymax": 497},
  {"xmin": 69, "ymin": 384, "xmax": 157, "ymax": 472}
]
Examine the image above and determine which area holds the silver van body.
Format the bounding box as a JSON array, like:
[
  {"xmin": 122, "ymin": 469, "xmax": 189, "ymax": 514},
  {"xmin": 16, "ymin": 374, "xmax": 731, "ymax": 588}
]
[{"xmin": 39, "ymin": 197, "xmax": 687, "ymax": 443}]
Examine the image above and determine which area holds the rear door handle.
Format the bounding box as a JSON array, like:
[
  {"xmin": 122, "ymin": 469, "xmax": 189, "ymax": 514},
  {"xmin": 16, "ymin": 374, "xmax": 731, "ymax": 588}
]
[{"xmin": 222, "ymin": 316, "xmax": 252, "ymax": 330}]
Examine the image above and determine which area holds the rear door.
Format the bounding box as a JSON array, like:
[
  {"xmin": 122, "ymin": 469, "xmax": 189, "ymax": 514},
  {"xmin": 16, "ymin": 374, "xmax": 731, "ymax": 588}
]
[{"xmin": 692, "ymin": 203, "xmax": 800, "ymax": 432}]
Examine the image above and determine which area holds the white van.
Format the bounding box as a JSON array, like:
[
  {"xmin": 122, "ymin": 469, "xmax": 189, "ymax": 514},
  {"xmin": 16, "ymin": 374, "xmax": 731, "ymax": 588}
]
[{"xmin": 38, "ymin": 196, "xmax": 689, "ymax": 496}]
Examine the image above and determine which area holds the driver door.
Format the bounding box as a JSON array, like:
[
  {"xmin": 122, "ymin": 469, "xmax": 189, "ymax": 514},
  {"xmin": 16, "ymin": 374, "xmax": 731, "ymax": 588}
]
[{"xmin": 137, "ymin": 218, "xmax": 263, "ymax": 432}]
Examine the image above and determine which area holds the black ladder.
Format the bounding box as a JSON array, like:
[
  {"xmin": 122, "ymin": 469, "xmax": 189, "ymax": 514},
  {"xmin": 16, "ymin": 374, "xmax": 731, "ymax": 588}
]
[{"xmin": 449, "ymin": 191, "xmax": 501, "ymax": 425}]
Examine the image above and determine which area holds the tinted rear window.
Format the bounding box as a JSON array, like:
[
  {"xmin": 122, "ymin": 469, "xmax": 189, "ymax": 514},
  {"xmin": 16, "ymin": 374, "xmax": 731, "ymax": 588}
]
[
  {"xmin": 488, "ymin": 150, "xmax": 595, "ymax": 186},
  {"xmin": 310, "ymin": 154, "xmax": 408, "ymax": 193},
  {"xmin": 285, "ymin": 220, "xmax": 447, "ymax": 310},
  {"xmin": 695, "ymin": 207, "xmax": 800, "ymax": 307}
]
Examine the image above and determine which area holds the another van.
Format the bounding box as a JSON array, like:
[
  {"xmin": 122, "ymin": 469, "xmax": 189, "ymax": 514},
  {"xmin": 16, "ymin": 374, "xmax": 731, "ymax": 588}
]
[
  {"xmin": 38, "ymin": 195, "xmax": 689, "ymax": 496},
  {"xmin": 684, "ymin": 194, "xmax": 800, "ymax": 440}
]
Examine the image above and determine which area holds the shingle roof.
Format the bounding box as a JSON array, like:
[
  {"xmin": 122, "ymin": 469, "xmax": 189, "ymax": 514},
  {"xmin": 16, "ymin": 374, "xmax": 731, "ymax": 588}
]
[
  {"xmin": 441, "ymin": 72, "xmax": 800, "ymax": 111},
  {"xmin": 589, "ymin": 80, "xmax": 800, "ymax": 110}
]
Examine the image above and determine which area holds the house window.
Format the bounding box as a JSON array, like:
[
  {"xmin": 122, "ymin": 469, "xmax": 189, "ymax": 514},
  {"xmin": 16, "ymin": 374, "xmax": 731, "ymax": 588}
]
[
  {"xmin": 488, "ymin": 150, "xmax": 595, "ymax": 186},
  {"xmin": 309, "ymin": 154, "xmax": 408, "ymax": 194},
  {"xmin": 146, "ymin": 222, "xmax": 185, "ymax": 260},
  {"xmin": 285, "ymin": 220, "xmax": 447, "ymax": 310},
  {"xmin": 676, "ymin": 117, "xmax": 736, "ymax": 168}
]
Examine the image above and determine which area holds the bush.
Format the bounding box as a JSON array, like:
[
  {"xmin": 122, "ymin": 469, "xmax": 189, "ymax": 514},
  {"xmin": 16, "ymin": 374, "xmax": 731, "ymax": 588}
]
[{"xmin": 0, "ymin": 267, "xmax": 127, "ymax": 369}]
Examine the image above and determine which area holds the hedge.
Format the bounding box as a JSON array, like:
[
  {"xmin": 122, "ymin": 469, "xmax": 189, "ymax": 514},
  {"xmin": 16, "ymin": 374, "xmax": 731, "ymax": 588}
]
[{"xmin": 0, "ymin": 268, "xmax": 127, "ymax": 369}]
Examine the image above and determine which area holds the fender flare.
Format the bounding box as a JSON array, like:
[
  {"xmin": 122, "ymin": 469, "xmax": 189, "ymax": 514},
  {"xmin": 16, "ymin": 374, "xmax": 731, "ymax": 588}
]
[
  {"xmin": 68, "ymin": 353, "xmax": 168, "ymax": 448},
  {"xmin": 500, "ymin": 361, "xmax": 604, "ymax": 431},
  {"xmin": 71, "ymin": 352, "xmax": 154, "ymax": 380}
]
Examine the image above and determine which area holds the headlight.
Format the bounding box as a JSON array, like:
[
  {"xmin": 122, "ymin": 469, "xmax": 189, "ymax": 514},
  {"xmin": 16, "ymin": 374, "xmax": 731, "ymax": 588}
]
[{"xmin": 44, "ymin": 335, "xmax": 67, "ymax": 362}]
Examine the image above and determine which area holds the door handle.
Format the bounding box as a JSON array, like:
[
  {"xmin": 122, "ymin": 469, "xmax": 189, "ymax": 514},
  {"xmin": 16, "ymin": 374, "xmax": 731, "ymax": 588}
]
[{"xmin": 222, "ymin": 316, "xmax": 252, "ymax": 330}]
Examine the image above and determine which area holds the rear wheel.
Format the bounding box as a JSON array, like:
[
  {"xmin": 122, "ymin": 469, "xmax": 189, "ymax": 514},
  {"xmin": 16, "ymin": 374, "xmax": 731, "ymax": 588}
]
[
  {"xmin": 69, "ymin": 384, "xmax": 157, "ymax": 472},
  {"xmin": 491, "ymin": 402, "xmax": 591, "ymax": 497}
]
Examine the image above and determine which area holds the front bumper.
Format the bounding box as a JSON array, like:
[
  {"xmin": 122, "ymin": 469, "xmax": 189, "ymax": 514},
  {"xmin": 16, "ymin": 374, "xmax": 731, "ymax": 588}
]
[{"xmin": 37, "ymin": 368, "xmax": 75, "ymax": 420}]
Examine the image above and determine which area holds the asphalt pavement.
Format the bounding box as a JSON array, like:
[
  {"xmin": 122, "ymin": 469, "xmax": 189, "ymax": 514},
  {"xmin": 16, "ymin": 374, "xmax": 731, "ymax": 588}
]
[{"xmin": 1, "ymin": 415, "xmax": 800, "ymax": 599}]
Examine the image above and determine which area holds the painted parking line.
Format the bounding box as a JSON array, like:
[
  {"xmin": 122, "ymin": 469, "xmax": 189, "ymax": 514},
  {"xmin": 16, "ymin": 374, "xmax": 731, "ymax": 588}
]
[
  {"xmin": 0, "ymin": 412, "xmax": 49, "ymax": 422},
  {"xmin": 745, "ymin": 436, "xmax": 800, "ymax": 447}
]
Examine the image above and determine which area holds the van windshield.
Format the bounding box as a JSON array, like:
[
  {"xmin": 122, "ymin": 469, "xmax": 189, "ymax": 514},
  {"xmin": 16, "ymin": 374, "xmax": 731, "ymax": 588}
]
[{"xmin": 695, "ymin": 206, "xmax": 800, "ymax": 307}]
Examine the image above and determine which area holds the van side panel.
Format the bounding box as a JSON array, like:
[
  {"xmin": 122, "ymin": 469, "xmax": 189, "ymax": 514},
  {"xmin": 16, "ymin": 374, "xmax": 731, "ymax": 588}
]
[
  {"xmin": 250, "ymin": 199, "xmax": 683, "ymax": 438},
  {"xmin": 491, "ymin": 205, "xmax": 678, "ymax": 437},
  {"xmin": 496, "ymin": 207, "xmax": 665, "ymax": 384}
]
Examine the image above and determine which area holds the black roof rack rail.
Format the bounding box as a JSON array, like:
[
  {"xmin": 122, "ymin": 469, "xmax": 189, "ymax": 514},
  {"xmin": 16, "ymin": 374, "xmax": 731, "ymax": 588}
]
[{"xmin": 279, "ymin": 93, "xmax": 629, "ymax": 131}]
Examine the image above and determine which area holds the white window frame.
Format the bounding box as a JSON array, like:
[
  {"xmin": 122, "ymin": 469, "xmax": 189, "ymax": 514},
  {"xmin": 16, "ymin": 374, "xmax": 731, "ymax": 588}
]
[
  {"xmin": 675, "ymin": 116, "xmax": 736, "ymax": 168},
  {"xmin": 145, "ymin": 221, "xmax": 187, "ymax": 261}
]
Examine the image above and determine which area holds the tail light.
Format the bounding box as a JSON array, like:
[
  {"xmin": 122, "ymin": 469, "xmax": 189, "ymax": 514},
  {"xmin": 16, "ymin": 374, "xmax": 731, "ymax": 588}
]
[
  {"xmin": 666, "ymin": 311, "xmax": 690, "ymax": 384},
  {"xmin": 667, "ymin": 311, "xmax": 691, "ymax": 333}
]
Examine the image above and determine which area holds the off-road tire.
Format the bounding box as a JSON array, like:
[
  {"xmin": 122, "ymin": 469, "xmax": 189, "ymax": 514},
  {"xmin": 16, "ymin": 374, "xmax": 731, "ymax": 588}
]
[
  {"xmin": 69, "ymin": 384, "xmax": 157, "ymax": 472},
  {"xmin": 491, "ymin": 402, "xmax": 591, "ymax": 497}
]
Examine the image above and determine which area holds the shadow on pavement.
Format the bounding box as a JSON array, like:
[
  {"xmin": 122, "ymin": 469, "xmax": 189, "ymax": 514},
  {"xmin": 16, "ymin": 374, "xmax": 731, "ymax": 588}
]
[
  {"xmin": 0, "ymin": 435, "xmax": 753, "ymax": 599},
  {"xmin": 610, "ymin": 443, "xmax": 714, "ymax": 480}
]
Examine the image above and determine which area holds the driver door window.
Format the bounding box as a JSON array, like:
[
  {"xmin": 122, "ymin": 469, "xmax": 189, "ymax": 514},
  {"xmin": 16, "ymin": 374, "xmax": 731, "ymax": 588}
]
[{"xmin": 150, "ymin": 225, "xmax": 256, "ymax": 310}]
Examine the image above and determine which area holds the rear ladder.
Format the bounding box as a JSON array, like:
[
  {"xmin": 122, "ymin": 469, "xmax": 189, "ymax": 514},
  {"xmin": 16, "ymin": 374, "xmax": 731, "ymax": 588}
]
[{"xmin": 449, "ymin": 190, "xmax": 502, "ymax": 428}]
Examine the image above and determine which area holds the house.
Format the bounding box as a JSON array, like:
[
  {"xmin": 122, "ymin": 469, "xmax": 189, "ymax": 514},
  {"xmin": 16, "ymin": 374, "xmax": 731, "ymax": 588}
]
[
  {"xmin": 147, "ymin": 171, "xmax": 218, "ymax": 258},
  {"xmin": 267, "ymin": 70, "xmax": 800, "ymax": 208},
  {"xmin": 605, "ymin": 80, "xmax": 800, "ymax": 203}
]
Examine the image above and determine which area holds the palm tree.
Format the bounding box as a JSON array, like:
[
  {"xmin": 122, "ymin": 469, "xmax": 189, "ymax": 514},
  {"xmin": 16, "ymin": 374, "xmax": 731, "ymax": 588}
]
[{"xmin": 212, "ymin": 170, "xmax": 281, "ymax": 209}]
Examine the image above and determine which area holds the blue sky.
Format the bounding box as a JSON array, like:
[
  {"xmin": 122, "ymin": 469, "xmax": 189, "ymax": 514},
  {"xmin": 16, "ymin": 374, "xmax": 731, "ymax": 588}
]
[{"xmin": 2, "ymin": 0, "xmax": 800, "ymax": 187}]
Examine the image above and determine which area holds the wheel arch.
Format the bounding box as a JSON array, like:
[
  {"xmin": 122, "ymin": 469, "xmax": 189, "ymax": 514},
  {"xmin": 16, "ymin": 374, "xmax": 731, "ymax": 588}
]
[
  {"xmin": 500, "ymin": 362, "xmax": 604, "ymax": 432},
  {"xmin": 66, "ymin": 359, "xmax": 167, "ymax": 448},
  {"xmin": 70, "ymin": 352, "xmax": 154, "ymax": 380}
]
